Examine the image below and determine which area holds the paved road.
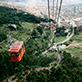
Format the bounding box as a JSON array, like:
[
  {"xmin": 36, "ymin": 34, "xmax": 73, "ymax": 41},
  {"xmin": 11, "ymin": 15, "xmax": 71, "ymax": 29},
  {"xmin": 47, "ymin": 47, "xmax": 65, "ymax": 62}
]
[
  {"xmin": 3, "ymin": 30, "xmax": 74, "ymax": 82},
  {"xmin": 42, "ymin": 29, "xmax": 74, "ymax": 55}
]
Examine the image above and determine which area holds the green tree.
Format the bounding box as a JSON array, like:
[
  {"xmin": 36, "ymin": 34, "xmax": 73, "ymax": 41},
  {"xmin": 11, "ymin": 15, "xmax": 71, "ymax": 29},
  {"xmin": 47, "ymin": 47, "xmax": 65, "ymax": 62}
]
[{"xmin": 37, "ymin": 26, "xmax": 43, "ymax": 35}]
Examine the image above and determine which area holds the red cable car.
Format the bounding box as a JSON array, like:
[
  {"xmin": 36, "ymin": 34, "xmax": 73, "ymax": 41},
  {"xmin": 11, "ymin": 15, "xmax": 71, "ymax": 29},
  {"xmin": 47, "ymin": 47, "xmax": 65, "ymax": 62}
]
[{"xmin": 8, "ymin": 41, "xmax": 25, "ymax": 62}]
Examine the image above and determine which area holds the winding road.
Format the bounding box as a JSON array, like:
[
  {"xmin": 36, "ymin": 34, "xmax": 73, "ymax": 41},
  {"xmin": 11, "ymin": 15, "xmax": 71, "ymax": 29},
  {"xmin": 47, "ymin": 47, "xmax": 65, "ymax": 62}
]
[
  {"xmin": 42, "ymin": 29, "xmax": 74, "ymax": 55},
  {"xmin": 2, "ymin": 29, "xmax": 74, "ymax": 82}
]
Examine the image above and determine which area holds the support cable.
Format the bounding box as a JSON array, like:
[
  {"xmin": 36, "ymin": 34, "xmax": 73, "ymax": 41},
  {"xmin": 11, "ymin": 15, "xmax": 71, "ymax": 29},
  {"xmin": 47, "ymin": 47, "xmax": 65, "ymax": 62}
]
[
  {"xmin": 57, "ymin": 0, "xmax": 63, "ymax": 23},
  {"xmin": 55, "ymin": 0, "xmax": 59, "ymax": 22}
]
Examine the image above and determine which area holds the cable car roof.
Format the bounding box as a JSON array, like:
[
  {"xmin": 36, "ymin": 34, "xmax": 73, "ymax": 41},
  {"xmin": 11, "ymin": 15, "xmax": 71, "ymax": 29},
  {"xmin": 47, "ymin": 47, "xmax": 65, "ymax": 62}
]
[
  {"xmin": 8, "ymin": 41, "xmax": 23, "ymax": 53},
  {"xmin": 7, "ymin": 24, "xmax": 17, "ymax": 30}
]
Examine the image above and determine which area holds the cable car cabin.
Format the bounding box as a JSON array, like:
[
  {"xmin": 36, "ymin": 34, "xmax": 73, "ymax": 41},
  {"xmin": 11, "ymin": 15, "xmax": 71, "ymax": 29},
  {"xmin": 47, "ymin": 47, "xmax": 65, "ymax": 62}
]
[{"xmin": 8, "ymin": 41, "xmax": 25, "ymax": 62}]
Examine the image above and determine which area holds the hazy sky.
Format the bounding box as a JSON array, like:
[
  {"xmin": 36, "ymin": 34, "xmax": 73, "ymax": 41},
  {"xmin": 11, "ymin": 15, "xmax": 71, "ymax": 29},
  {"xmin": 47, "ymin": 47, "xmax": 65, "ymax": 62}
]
[
  {"xmin": 29, "ymin": 0, "xmax": 82, "ymax": 4},
  {"xmin": 20, "ymin": 0, "xmax": 82, "ymax": 4},
  {"xmin": 0, "ymin": 0, "xmax": 82, "ymax": 5}
]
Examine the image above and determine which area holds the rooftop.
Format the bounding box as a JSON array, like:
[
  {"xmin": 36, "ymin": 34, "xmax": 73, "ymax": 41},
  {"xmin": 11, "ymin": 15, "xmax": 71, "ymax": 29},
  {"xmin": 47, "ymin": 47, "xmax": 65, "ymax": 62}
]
[{"xmin": 8, "ymin": 41, "xmax": 23, "ymax": 53}]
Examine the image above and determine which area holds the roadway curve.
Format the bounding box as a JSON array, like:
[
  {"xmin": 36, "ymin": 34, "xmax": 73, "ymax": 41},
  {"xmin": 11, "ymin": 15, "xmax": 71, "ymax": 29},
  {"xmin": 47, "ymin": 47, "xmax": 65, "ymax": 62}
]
[{"xmin": 42, "ymin": 29, "xmax": 74, "ymax": 55}]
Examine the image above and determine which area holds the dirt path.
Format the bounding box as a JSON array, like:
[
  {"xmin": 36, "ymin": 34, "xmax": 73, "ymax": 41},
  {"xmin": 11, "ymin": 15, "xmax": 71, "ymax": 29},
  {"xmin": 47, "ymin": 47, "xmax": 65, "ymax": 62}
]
[
  {"xmin": 55, "ymin": 52, "xmax": 61, "ymax": 68},
  {"xmin": 42, "ymin": 30, "xmax": 74, "ymax": 55},
  {"xmin": 34, "ymin": 30, "xmax": 56, "ymax": 55},
  {"xmin": 2, "ymin": 28, "xmax": 74, "ymax": 82},
  {"xmin": 2, "ymin": 52, "xmax": 61, "ymax": 82},
  {"xmin": 65, "ymin": 41, "xmax": 82, "ymax": 58},
  {"xmin": 64, "ymin": 41, "xmax": 82, "ymax": 49},
  {"xmin": 0, "ymin": 40, "xmax": 6, "ymax": 44}
]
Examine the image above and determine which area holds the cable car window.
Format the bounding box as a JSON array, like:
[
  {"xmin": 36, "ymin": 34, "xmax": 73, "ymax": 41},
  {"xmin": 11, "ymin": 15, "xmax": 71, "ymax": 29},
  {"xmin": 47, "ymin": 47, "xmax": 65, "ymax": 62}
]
[
  {"xmin": 17, "ymin": 47, "xmax": 22, "ymax": 56},
  {"xmin": 11, "ymin": 53, "xmax": 17, "ymax": 56},
  {"xmin": 20, "ymin": 48, "xmax": 22, "ymax": 53},
  {"xmin": 9, "ymin": 53, "xmax": 11, "ymax": 57},
  {"xmin": 16, "ymin": 53, "xmax": 19, "ymax": 56},
  {"xmin": 11, "ymin": 53, "xmax": 14, "ymax": 56},
  {"xmin": 21, "ymin": 45, "xmax": 24, "ymax": 49}
]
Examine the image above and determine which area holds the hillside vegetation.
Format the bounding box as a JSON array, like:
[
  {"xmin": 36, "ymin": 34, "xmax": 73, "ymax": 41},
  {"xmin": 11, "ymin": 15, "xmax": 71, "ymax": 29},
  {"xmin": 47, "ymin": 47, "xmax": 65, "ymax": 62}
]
[
  {"xmin": 0, "ymin": 6, "xmax": 56, "ymax": 81},
  {"xmin": 0, "ymin": 6, "xmax": 82, "ymax": 82},
  {"xmin": 26, "ymin": 51, "xmax": 82, "ymax": 82},
  {"xmin": 65, "ymin": 27, "xmax": 82, "ymax": 59},
  {"xmin": 0, "ymin": 6, "xmax": 49, "ymax": 24}
]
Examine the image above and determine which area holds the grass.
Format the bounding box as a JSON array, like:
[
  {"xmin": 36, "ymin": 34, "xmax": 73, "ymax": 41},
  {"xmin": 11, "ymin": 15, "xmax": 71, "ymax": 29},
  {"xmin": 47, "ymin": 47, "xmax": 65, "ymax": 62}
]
[
  {"xmin": 49, "ymin": 31, "xmax": 54, "ymax": 40},
  {"xmin": 0, "ymin": 40, "xmax": 7, "ymax": 51},
  {"xmin": 46, "ymin": 52, "xmax": 56, "ymax": 57},
  {"xmin": 71, "ymin": 32, "xmax": 82, "ymax": 42},
  {"xmin": 21, "ymin": 22, "xmax": 37, "ymax": 31},
  {"xmin": 43, "ymin": 51, "xmax": 56, "ymax": 57},
  {"xmin": 11, "ymin": 22, "xmax": 37, "ymax": 42},
  {"xmin": 0, "ymin": 23, "xmax": 56, "ymax": 56},
  {"xmin": 54, "ymin": 36, "xmax": 66, "ymax": 43},
  {"xmin": 65, "ymin": 32, "xmax": 82, "ymax": 59},
  {"xmin": 66, "ymin": 47, "xmax": 82, "ymax": 59},
  {"xmin": 0, "ymin": 23, "xmax": 36, "ymax": 50},
  {"xmin": 12, "ymin": 30, "xmax": 29, "ymax": 42},
  {"xmin": 0, "ymin": 24, "xmax": 6, "ymax": 29}
]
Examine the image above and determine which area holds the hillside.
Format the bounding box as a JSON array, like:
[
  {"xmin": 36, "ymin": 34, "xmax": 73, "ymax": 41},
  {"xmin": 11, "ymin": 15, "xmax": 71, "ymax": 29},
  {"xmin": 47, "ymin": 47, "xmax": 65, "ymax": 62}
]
[
  {"xmin": 0, "ymin": 6, "xmax": 49, "ymax": 24},
  {"xmin": 66, "ymin": 31, "xmax": 82, "ymax": 59},
  {"xmin": 0, "ymin": 6, "xmax": 56, "ymax": 81},
  {"xmin": 0, "ymin": 6, "xmax": 82, "ymax": 82}
]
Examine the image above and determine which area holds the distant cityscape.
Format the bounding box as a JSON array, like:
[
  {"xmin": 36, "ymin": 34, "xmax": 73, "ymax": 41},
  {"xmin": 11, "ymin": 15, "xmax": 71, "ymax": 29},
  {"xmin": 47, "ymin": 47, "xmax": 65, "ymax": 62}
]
[{"xmin": 0, "ymin": 1, "xmax": 82, "ymax": 28}]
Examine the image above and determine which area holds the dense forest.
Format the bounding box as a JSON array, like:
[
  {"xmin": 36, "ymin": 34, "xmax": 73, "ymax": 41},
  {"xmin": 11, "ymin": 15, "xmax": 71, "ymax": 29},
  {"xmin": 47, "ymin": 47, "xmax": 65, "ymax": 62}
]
[
  {"xmin": 0, "ymin": 6, "xmax": 82, "ymax": 82},
  {"xmin": 27, "ymin": 51, "xmax": 82, "ymax": 82},
  {"xmin": 0, "ymin": 6, "xmax": 55, "ymax": 81}
]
